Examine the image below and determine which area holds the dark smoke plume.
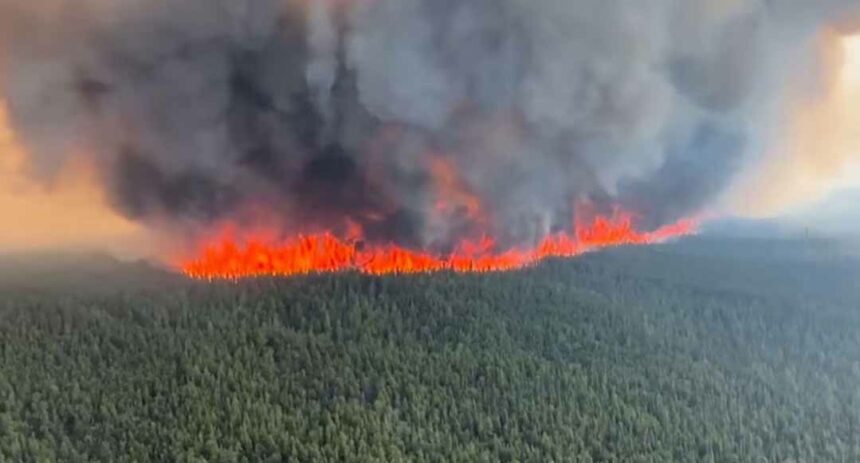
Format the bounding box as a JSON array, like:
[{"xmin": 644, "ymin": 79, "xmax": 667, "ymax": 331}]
[{"xmin": 0, "ymin": 0, "xmax": 858, "ymax": 248}]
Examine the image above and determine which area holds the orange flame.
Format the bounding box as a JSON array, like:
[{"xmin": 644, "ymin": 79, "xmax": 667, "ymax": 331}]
[{"xmin": 180, "ymin": 211, "xmax": 698, "ymax": 280}]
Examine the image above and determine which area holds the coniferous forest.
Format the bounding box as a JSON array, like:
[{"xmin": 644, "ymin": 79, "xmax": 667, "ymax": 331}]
[{"xmin": 1, "ymin": 237, "xmax": 859, "ymax": 462}]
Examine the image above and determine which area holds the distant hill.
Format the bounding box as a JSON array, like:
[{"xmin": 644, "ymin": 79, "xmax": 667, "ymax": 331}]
[
  {"xmin": 0, "ymin": 251, "xmax": 177, "ymax": 295},
  {"xmin": 699, "ymin": 217, "xmax": 793, "ymax": 239},
  {"xmin": 781, "ymin": 187, "xmax": 860, "ymax": 238}
]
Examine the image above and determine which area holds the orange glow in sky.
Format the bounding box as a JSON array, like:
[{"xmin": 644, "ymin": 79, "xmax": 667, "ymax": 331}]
[
  {"xmin": 0, "ymin": 100, "xmax": 144, "ymax": 254},
  {"xmin": 841, "ymin": 34, "xmax": 860, "ymax": 161},
  {"xmin": 729, "ymin": 32, "xmax": 860, "ymax": 216},
  {"xmin": 842, "ymin": 35, "xmax": 860, "ymax": 88}
]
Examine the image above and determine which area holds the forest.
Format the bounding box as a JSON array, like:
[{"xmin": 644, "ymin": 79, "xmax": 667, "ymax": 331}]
[{"xmin": 0, "ymin": 237, "xmax": 859, "ymax": 462}]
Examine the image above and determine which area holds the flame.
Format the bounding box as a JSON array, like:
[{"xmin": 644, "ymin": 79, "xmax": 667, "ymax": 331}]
[{"xmin": 180, "ymin": 211, "xmax": 698, "ymax": 279}]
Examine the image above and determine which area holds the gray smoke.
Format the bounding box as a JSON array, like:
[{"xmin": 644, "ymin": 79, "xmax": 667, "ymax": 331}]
[{"xmin": 0, "ymin": 0, "xmax": 857, "ymax": 248}]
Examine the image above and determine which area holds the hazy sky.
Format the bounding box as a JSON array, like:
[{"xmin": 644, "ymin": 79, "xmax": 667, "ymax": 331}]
[
  {"xmin": 727, "ymin": 32, "xmax": 860, "ymax": 217},
  {"xmin": 0, "ymin": 102, "xmax": 146, "ymax": 254}
]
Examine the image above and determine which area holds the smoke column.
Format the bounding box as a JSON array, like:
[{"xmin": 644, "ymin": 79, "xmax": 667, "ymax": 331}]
[{"xmin": 0, "ymin": 0, "xmax": 858, "ymax": 253}]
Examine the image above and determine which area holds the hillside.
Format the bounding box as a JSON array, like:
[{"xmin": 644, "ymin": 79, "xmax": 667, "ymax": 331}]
[
  {"xmin": 0, "ymin": 238, "xmax": 858, "ymax": 462},
  {"xmin": 0, "ymin": 252, "xmax": 174, "ymax": 296}
]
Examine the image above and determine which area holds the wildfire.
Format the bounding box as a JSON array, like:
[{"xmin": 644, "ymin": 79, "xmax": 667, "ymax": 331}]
[{"xmin": 180, "ymin": 211, "xmax": 698, "ymax": 280}]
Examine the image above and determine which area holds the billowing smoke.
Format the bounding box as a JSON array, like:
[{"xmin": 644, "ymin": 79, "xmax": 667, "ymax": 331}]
[{"xmin": 0, "ymin": 0, "xmax": 857, "ymax": 249}]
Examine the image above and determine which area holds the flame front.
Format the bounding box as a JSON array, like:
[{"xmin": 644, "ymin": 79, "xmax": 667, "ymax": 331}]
[{"xmin": 180, "ymin": 212, "xmax": 698, "ymax": 279}]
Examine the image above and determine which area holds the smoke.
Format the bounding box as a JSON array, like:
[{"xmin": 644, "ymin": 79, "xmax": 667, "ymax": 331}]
[{"xmin": 0, "ymin": 0, "xmax": 857, "ymax": 249}]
